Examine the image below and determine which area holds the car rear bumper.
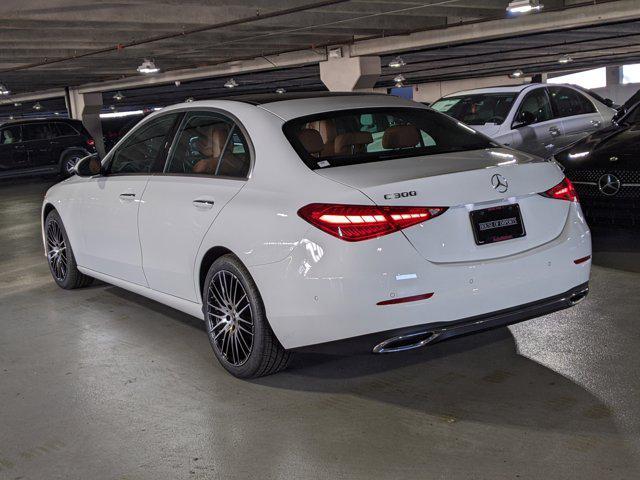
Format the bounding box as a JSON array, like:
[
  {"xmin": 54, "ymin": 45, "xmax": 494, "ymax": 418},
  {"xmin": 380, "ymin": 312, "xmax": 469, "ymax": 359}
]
[
  {"xmin": 250, "ymin": 203, "xmax": 591, "ymax": 349},
  {"xmin": 368, "ymin": 281, "xmax": 588, "ymax": 353}
]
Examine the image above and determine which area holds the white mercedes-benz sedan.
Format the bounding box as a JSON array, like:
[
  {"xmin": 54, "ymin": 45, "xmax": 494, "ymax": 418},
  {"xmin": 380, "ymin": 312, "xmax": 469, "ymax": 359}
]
[{"xmin": 42, "ymin": 92, "xmax": 591, "ymax": 378}]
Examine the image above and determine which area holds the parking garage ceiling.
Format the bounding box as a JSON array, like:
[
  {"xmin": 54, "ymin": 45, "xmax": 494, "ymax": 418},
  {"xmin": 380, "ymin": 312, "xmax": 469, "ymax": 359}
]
[{"xmin": 0, "ymin": 0, "xmax": 639, "ymax": 110}]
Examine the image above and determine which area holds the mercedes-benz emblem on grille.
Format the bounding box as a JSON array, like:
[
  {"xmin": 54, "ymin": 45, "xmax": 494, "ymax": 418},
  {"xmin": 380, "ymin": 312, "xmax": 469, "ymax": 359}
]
[
  {"xmin": 598, "ymin": 173, "xmax": 621, "ymax": 196},
  {"xmin": 491, "ymin": 173, "xmax": 508, "ymax": 193}
]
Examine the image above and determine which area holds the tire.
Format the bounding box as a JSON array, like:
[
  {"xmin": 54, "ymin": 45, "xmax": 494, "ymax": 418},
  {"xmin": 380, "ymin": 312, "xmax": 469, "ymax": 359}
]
[
  {"xmin": 203, "ymin": 254, "xmax": 291, "ymax": 378},
  {"xmin": 44, "ymin": 210, "xmax": 94, "ymax": 289},
  {"xmin": 60, "ymin": 151, "xmax": 85, "ymax": 178}
]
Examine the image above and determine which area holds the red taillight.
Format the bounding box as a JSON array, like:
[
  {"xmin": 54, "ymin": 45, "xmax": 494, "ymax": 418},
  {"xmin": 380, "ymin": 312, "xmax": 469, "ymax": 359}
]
[
  {"xmin": 297, "ymin": 203, "xmax": 447, "ymax": 242},
  {"xmin": 86, "ymin": 138, "xmax": 95, "ymax": 147},
  {"xmin": 540, "ymin": 177, "xmax": 578, "ymax": 202}
]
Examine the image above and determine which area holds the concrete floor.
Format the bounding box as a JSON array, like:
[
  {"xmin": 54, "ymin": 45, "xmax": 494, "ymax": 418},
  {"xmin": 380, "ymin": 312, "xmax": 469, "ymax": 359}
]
[{"xmin": 1, "ymin": 178, "xmax": 639, "ymax": 480}]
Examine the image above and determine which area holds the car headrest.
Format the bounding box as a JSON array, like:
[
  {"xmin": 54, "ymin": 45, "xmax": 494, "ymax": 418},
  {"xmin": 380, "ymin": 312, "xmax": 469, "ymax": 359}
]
[
  {"xmin": 298, "ymin": 128, "xmax": 324, "ymax": 154},
  {"xmin": 307, "ymin": 119, "xmax": 337, "ymax": 144},
  {"xmin": 382, "ymin": 125, "xmax": 421, "ymax": 149},
  {"xmin": 334, "ymin": 132, "xmax": 373, "ymax": 155},
  {"xmin": 197, "ymin": 124, "xmax": 229, "ymax": 158}
]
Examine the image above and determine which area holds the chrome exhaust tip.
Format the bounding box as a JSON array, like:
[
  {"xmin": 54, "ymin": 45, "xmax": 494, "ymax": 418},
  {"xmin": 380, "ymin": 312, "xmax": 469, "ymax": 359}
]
[
  {"xmin": 373, "ymin": 330, "xmax": 440, "ymax": 354},
  {"xmin": 569, "ymin": 287, "xmax": 589, "ymax": 306}
]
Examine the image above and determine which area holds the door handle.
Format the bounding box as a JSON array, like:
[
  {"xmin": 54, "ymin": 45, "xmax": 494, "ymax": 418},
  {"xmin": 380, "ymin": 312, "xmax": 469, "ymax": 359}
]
[
  {"xmin": 119, "ymin": 193, "xmax": 136, "ymax": 202},
  {"xmin": 193, "ymin": 199, "xmax": 215, "ymax": 209},
  {"xmin": 549, "ymin": 126, "xmax": 561, "ymax": 137}
]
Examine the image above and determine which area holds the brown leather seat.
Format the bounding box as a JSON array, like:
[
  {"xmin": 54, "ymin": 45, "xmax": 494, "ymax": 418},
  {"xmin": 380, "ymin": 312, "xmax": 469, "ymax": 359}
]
[
  {"xmin": 192, "ymin": 124, "xmax": 230, "ymax": 174},
  {"xmin": 306, "ymin": 119, "xmax": 337, "ymax": 156},
  {"xmin": 334, "ymin": 131, "xmax": 373, "ymax": 155},
  {"xmin": 298, "ymin": 128, "xmax": 324, "ymax": 155},
  {"xmin": 382, "ymin": 125, "xmax": 421, "ymax": 149}
]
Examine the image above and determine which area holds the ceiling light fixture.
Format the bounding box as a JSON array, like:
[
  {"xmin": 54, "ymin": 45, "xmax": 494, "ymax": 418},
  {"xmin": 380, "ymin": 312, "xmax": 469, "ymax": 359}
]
[
  {"xmin": 558, "ymin": 54, "xmax": 573, "ymax": 64},
  {"xmin": 394, "ymin": 74, "xmax": 406, "ymax": 87},
  {"xmin": 0, "ymin": 83, "xmax": 10, "ymax": 95},
  {"xmin": 137, "ymin": 59, "xmax": 159, "ymax": 74},
  {"xmin": 113, "ymin": 91, "xmax": 125, "ymax": 101},
  {"xmin": 509, "ymin": 69, "xmax": 524, "ymax": 78},
  {"xmin": 388, "ymin": 56, "xmax": 406, "ymax": 68},
  {"xmin": 13, "ymin": 102, "xmax": 21, "ymax": 107},
  {"xmin": 506, "ymin": 0, "xmax": 542, "ymax": 14},
  {"xmin": 184, "ymin": 97, "xmax": 195, "ymax": 102},
  {"xmin": 275, "ymin": 87, "xmax": 286, "ymax": 94},
  {"xmin": 9, "ymin": 115, "xmax": 14, "ymax": 120},
  {"xmin": 224, "ymin": 78, "xmax": 238, "ymax": 88},
  {"xmin": 33, "ymin": 102, "xmax": 43, "ymax": 111}
]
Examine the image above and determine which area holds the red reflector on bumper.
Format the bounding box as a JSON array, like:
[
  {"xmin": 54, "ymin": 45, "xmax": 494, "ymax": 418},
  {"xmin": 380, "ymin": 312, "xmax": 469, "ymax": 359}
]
[
  {"xmin": 574, "ymin": 255, "xmax": 591, "ymax": 264},
  {"xmin": 377, "ymin": 292, "xmax": 434, "ymax": 306}
]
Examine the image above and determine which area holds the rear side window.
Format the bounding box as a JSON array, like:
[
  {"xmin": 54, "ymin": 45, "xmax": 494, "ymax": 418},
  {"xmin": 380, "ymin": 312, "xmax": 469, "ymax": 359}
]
[
  {"xmin": 431, "ymin": 93, "xmax": 516, "ymax": 125},
  {"xmin": 548, "ymin": 86, "xmax": 596, "ymax": 117},
  {"xmin": 22, "ymin": 123, "xmax": 51, "ymax": 141},
  {"xmin": 284, "ymin": 107, "xmax": 496, "ymax": 170},
  {"xmin": 109, "ymin": 114, "xmax": 178, "ymax": 174},
  {"xmin": 165, "ymin": 111, "xmax": 250, "ymax": 178},
  {"xmin": 52, "ymin": 122, "xmax": 79, "ymax": 137},
  {"xmin": 0, "ymin": 125, "xmax": 21, "ymax": 145}
]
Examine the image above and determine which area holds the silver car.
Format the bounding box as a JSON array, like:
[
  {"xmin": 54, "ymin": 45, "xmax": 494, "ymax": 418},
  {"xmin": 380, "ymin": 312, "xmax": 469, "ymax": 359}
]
[{"xmin": 431, "ymin": 84, "xmax": 616, "ymax": 158}]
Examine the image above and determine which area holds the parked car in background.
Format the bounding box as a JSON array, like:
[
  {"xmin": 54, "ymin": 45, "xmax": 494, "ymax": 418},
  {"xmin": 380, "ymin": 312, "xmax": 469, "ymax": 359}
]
[
  {"xmin": 431, "ymin": 84, "xmax": 616, "ymax": 158},
  {"xmin": 612, "ymin": 87, "xmax": 640, "ymax": 122},
  {"xmin": 42, "ymin": 93, "xmax": 591, "ymax": 378},
  {"xmin": 554, "ymin": 99, "xmax": 640, "ymax": 226},
  {"xmin": 0, "ymin": 118, "xmax": 95, "ymax": 179}
]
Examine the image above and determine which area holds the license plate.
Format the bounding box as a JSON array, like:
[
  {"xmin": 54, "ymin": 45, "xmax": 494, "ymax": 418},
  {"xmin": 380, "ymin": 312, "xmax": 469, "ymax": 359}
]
[{"xmin": 470, "ymin": 204, "xmax": 525, "ymax": 245}]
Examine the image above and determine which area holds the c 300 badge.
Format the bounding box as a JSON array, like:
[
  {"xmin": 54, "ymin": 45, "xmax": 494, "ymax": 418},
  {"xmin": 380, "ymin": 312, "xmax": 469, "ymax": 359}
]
[{"xmin": 384, "ymin": 190, "xmax": 417, "ymax": 200}]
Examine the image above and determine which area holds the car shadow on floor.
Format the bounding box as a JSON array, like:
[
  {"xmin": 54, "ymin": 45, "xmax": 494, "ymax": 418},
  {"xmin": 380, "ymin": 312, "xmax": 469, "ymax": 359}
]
[
  {"xmin": 591, "ymin": 225, "xmax": 640, "ymax": 273},
  {"xmin": 255, "ymin": 325, "xmax": 623, "ymax": 437}
]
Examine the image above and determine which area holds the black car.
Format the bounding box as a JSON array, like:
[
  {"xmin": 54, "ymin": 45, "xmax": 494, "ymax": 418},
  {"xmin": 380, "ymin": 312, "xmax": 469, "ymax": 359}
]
[
  {"xmin": 0, "ymin": 118, "xmax": 96, "ymax": 179},
  {"xmin": 555, "ymin": 101, "xmax": 640, "ymax": 226}
]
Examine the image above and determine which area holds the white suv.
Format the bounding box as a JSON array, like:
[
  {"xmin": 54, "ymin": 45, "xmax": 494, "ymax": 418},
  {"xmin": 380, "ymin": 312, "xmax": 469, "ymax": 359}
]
[{"xmin": 431, "ymin": 84, "xmax": 616, "ymax": 158}]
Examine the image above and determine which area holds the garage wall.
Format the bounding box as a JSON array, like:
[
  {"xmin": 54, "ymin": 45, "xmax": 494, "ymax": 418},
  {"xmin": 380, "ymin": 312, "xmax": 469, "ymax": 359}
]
[{"xmin": 592, "ymin": 83, "xmax": 640, "ymax": 105}]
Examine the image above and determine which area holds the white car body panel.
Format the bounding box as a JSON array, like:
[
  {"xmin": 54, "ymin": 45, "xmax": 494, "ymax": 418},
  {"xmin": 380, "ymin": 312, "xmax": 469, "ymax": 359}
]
[{"xmin": 43, "ymin": 94, "xmax": 591, "ymax": 350}]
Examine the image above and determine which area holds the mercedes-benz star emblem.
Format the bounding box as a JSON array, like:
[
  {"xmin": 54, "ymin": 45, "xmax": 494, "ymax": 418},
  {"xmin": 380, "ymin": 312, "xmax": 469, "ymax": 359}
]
[
  {"xmin": 491, "ymin": 173, "xmax": 509, "ymax": 193},
  {"xmin": 598, "ymin": 173, "xmax": 621, "ymax": 196}
]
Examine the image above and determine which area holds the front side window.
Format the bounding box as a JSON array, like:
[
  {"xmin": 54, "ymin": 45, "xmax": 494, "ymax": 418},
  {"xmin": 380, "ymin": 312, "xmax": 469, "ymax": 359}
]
[
  {"xmin": 514, "ymin": 88, "xmax": 553, "ymax": 125},
  {"xmin": 22, "ymin": 123, "xmax": 51, "ymax": 142},
  {"xmin": 284, "ymin": 107, "xmax": 496, "ymax": 170},
  {"xmin": 431, "ymin": 93, "xmax": 516, "ymax": 125},
  {"xmin": 0, "ymin": 125, "xmax": 21, "ymax": 145},
  {"xmin": 548, "ymin": 86, "xmax": 596, "ymax": 117},
  {"xmin": 166, "ymin": 111, "xmax": 250, "ymax": 178},
  {"xmin": 109, "ymin": 114, "xmax": 178, "ymax": 174}
]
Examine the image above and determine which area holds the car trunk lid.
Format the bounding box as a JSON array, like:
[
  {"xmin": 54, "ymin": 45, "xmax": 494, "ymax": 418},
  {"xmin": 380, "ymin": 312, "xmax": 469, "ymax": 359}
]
[{"xmin": 315, "ymin": 148, "xmax": 569, "ymax": 262}]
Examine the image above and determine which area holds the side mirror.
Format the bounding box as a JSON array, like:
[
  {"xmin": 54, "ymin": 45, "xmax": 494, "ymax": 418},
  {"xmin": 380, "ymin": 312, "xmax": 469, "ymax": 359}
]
[
  {"xmin": 603, "ymin": 98, "xmax": 614, "ymax": 108},
  {"xmin": 513, "ymin": 111, "xmax": 536, "ymax": 129},
  {"xmin": 74, "ymin": 154, "xmax": 102, "ymax": 177}
]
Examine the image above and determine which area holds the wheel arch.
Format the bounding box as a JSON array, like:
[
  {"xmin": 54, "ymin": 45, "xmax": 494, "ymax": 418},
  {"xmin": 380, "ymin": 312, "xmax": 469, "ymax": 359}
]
[{"xmin": 198, "ymin": 246, "xmax": 234, "ymax": 301}]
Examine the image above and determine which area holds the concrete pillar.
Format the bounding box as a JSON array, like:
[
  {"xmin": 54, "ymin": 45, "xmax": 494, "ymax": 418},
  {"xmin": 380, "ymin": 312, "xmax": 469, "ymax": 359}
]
[
  {"xmin": 606, "ymin": 66, "xmax": 621, "ymax": 86},
  {"xmin": 66, "ymin": 88, "xmax": 105, "ymax": 157},
  {"xmin": 319, "ymin": 48, "xmax": 381, "ymax": 92}
]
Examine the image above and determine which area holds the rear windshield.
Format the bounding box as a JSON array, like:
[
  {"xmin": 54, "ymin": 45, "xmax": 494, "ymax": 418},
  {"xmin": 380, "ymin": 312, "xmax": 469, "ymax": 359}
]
[
  {"xmin": 431, "ymin": 93, "xmax": 516, "ymax": 125},
  {"xmin": 283, "ymin": 107, "xmax": 496, "ymax": 170}
]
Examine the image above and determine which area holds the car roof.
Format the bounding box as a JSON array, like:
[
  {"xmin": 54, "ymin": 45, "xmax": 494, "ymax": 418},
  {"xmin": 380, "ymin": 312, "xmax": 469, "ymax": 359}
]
[
  {"xmin": 441, "ymin": 84, "xmax": 536, "ymax": 98},
  {"xmin": 157, "ymin": 92, "xmax": 425, "ymax": 121}
]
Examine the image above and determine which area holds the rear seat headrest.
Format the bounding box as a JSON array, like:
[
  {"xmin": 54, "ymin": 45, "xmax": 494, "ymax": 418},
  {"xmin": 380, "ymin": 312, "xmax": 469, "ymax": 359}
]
[
  {"xmin": 382, "ymin": 125, "xmax": 421, "ymax": 149},
  {"xmin": 334, "ymin": 131, "xmax": 373, "ymax": 155},
  {"xmin": 298, "ymin": 128, "xmax": 324, "ymax": 154}
]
